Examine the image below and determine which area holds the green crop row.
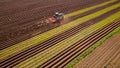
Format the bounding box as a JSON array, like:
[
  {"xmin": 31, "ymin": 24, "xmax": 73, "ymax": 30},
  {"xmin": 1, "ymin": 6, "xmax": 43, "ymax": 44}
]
[
  {"xmin": 14, "ymin": 11, "xmax": 120, "ymax": 68},
  {"xmin": 64, "ymin": 0, "xmax": 116, "ymax": 18},
  {"xmin": 65, "ymin": 21, "xmax": 120, "ymax": 68}
]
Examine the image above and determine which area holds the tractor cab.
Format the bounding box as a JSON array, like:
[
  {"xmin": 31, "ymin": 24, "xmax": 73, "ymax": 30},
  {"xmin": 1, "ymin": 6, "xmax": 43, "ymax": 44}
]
[
  {"xmin": 47, "ymin": 12, "xmax": 64, "ymax": 24},
  {"xmin": 53, "ymin": 12, "xmax": 63, "ymax": 19}
]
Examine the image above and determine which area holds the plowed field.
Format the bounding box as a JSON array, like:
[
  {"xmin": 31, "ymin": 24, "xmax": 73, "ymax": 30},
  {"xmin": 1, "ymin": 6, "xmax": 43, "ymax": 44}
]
[
  {"xmin": 74, "ymin": 32, "xmax": 120, "ymax": 68},
  {"xmin": 0, "ymin": 0, "xmax": 120, "ymax": 68}
]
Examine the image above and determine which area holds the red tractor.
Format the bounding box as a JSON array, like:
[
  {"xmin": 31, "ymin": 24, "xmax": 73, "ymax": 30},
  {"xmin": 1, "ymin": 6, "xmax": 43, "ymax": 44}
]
[{"xmin": 46, "ymin": 12, "xmax": 64, "ymax": 24}]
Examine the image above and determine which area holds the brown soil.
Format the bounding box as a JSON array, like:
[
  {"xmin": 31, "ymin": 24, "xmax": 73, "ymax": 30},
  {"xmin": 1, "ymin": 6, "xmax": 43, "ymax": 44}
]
[
  {"xmin": 0, "ymin": 0, "xmax": 120, "ymax": 68},
  {"xmin": 0, "ymin": 3, "xmax": 120, "ymax": 68},
  {"xmin": 105, "ymin": 52, "xmax": 120, "ymax": 68},
  {"xmin": 74, "ymin": 32, "xmax": 120, "ymax": 68},
  {"xmin": 0, "ymin": 0, "xmax": 109, "ymax": 50},
  {"xmin": 1, "ymin": 7, "xmax": 120, "ymax": 68}
]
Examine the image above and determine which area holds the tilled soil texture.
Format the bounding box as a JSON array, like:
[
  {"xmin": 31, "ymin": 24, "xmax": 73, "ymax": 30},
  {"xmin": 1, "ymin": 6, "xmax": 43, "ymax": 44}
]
[
  {"xmin": 39, "ymin": 20, "xmax": 120, "ymax": 68},
  {"xmin": 105, "ymin": 51, "xmax": 120, "ymax": 68},
  {"xmin": 0, "ymin": 0, "xmax": 109, "ymax": 49},
  {"xmin": 0, "ymin": 6, "xmax": 120, "ymax": 68},
  {"xmin": 74, "ymin": 29, "xmax": 120, "ymax": 68}
]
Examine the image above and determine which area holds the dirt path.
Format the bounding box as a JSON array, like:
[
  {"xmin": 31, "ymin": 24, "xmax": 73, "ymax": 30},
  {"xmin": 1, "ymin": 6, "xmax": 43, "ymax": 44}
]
[{"xmin": 74, "ymin": 31, "xmax": 120, "ymax": 68}]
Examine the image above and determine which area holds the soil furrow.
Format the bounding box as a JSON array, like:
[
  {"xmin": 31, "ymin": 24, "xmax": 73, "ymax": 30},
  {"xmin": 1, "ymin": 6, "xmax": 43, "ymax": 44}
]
[
  {"xmin": 40, "ymin": 23, "xmax": 115, "ymax": 67},
  {"xmin": 74, "ymin": 30, "xmax": 120, "ymax": 68},
  {"xmin": 39, "ymin": 20, "xmax": 120, "ymax": 68},
  {"xmin": 0, "ymin": 7, "xmax": 120, "ymax": 68},
  {"xmin": 0, "ymin": 0, "xmax": 107, "ymax": 17},
  {"xmin": 1, "ymin": 1, "xmax": 119, "ymax": 50},
  {"xmin": 1, "ymin": 1, "xmax": 118, "ymax": 33},
  {"xmin": 57, "ymin": 24, "xmax": 120, "ymax": 68},
  {"xmin": 0, "ymin": 0, "xmax": 114, "ymax": 49}
]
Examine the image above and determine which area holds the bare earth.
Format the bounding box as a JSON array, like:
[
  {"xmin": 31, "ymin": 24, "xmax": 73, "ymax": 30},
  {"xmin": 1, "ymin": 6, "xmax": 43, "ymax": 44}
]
[{"xmin": 74, "ymin": 32, "xmax": 120, "ymax": 68}]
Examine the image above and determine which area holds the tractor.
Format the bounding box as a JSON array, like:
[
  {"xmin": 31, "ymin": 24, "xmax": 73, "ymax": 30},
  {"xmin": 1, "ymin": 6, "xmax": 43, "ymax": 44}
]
[{"xmin": 46, "ymin": 12, "xmax": 64, "ymax": 24}]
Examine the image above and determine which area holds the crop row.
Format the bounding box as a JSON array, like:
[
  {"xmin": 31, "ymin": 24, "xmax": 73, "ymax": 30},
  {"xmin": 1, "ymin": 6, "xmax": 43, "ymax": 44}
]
[
  {"xmin": 13, "ymin": 11, "xmax": 120, "ymax": 68},
  {"xmin": 0, "ymin": 3, "xmax": 120, "ymax": 67},
  {"xmin": 0, "ymin": 1, "xmax": 119, "ymax": 60},
  {"xmin": 40, "ymin": 19, "xmax": 120, "ymax": 68}
]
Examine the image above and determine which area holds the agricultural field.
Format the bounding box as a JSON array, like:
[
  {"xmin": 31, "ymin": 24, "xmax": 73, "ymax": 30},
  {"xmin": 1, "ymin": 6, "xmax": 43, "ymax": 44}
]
[
  {"xmin": 74, "ymin": 31, "xmax": 120, "ymax": 68},
  {"xmin": 0, "ymin": 0, "xmax": 120, "ymax": 68}
]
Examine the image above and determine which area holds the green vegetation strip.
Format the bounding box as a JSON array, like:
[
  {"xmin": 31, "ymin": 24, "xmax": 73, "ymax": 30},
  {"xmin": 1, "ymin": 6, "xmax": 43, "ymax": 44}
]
[
  {"xmin": 65, "ymin": 21, "xmax": 120, "ymax": 68},
  {"xmin": 64, "ymin": 0, "xmax": 116, "ymax": 18},
  {"xmin": 14, "ymin": 11, "xmax": 120, "ymax": 68},
  {"xmin": 0, "ymin": 0, "xmax": 118, "ymax": 61}
]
